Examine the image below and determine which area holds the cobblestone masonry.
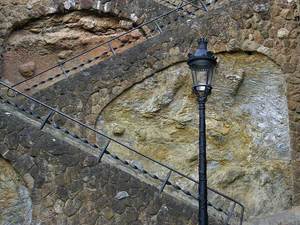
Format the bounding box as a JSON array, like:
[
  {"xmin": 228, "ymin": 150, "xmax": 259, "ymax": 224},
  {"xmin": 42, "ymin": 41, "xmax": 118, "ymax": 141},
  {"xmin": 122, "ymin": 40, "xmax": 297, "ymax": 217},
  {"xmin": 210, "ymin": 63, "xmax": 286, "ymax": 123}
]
[
  {"xmin": 1, "ymin": 0, "xmax": 189, "ymax": 90},
  {"xmin": 0, "ymin": 0, "xmax": 185, "ymax": 68},
  {"xmin": 0, "ymin": 103, "xmax": 224, "ymax": 225},
  {"xmin": 22, "ymin": 0, "xmax": 300, "ymax": 208},
  {"xmin": 1, "ymin": 0, "xmax": 300, "ymax": 220}
]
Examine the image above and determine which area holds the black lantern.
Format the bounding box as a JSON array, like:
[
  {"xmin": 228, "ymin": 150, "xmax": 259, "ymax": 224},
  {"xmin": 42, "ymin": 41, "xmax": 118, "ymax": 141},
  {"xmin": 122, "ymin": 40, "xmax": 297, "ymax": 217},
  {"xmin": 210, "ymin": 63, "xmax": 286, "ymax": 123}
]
[
  {"xmin": 188, "ymin": 38, "xmax": 217, "ymax": 97},
  {"xmin": 187, "ymin": 38, "xmax": 217, "ymax": 225}
]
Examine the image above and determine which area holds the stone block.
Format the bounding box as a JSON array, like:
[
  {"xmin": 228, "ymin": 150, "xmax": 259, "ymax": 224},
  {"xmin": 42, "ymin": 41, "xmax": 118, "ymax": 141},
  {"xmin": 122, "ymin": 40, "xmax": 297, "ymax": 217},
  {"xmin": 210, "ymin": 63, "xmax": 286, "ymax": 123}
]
[
  {"xmin": 101, "ymin": 207, "xmax": 115, "ymax": 221},
  {"xmin": 13, "ymin": 154, "xmax": 35, "ymax": 175},
  {"xmin": 81, "ymin": 155, "xmax": 98, "ymax": 167},
  {"xmin": 56, "ymin": 186, "xmax": 69, "ymax": 201},
  {"xmin": 18, "ymin": 61, "xmax": 36, "ymax": 78},
  {"xmin": 63, "ymin": 197, "xmax": 82, "ymax": 217}
]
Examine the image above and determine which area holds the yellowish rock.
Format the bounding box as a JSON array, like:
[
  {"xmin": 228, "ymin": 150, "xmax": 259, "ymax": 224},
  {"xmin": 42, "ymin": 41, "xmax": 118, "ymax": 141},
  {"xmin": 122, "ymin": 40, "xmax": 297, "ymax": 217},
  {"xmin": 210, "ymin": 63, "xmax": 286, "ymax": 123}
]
[{"xmin": 99, "ymin": 52, "xmax": 291, "ymax": 217}]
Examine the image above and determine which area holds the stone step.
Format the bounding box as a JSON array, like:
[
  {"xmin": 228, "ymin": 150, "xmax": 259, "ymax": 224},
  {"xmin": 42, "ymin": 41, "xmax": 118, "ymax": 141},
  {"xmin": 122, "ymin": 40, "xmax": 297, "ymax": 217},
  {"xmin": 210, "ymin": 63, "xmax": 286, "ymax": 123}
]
[
  {"xmin": 0, "ymin": 101, "xmax": 225, "ymax": 225},
  {"xmin": 4, "ymin": 0, "xmax": 178, "ymax": 95}
]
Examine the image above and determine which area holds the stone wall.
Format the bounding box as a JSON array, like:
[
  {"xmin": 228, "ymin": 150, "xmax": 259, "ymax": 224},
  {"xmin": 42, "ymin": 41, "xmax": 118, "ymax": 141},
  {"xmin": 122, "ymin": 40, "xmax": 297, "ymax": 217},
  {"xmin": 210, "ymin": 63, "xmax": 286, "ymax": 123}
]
[
  {"xmin": 2, "ymin": 11, "xmax": 145, "ymax": 86},
  {"xmin": 98, "ymin": 52, "xmax": 292, "ymax": 217},
  {"xmin": 1, "ymin": 0, "xmax": 300, "ymax": 221},
  {"xmin": 18, "ymin": 0, "xmax": 299, "ymax": 218},
  {"xmin": 0, "ymin": 158, "xmax": 32, "ymax": 225},
  {"xmin": 0, "ymin": 0, "xmax": 179, "ymax": 91},
  {"xmin": 0, "ymin": 102, "xmax": 226, "ymax": 225}
]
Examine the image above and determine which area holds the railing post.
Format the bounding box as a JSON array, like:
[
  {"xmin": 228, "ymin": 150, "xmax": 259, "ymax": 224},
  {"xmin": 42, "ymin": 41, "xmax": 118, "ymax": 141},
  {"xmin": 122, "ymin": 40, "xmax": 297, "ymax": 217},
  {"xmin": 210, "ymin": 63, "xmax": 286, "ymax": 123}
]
[
  {"xmin": 154, "ymin": 21, "xmax": 163, "ymax": 34},
  {"xmin": 159, "ymin": 170, "xmax": 172, "ymax": 194},
  {"xmin": 108, "ymin": 42, "xmax": 116, "ymax": 56},
  {"xmin": 225, "ymin": 202, "xmax": 236, "ymax": 225},
  {"xmin": 59, "ymin": 62, "xmax": 69, "ymax": 79},
  {"xmin": 98, "ymin": 140, "xmax": 111, "ymax": 162},
  {"xmin": 0, "ymin": 81, "xmax": 244, "ymax": 224},
  {"xmin": 40, "ymin": 110, "xmax": 55, "ymax": 130},
  {"xmin": 176, "ymin": 1, "xmax": 184, "ymax": 11}
]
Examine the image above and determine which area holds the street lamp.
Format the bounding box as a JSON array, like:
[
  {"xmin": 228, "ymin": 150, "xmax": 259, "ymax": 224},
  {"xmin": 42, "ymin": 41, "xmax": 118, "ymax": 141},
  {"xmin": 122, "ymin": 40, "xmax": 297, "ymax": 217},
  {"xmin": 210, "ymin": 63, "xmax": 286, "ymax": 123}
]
[{"xmin": 187, "ymin": 38, "xmax": 217, "ymax": 225}]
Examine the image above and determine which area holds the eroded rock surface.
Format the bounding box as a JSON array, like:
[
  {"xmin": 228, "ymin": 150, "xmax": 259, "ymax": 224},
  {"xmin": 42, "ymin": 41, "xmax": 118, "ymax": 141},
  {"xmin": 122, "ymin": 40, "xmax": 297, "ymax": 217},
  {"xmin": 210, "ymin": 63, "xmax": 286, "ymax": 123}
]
[
  {"xmin": 0, "ymin": 0, "xmax": 300, "ymax": 223},
  {"xmin": 0, "ymin": 0, "xmax": 171, "ymax": 89},
  {"xmin": 2, "ymin": 11, "xmax": 144, "ymax": 87},
  {"xmin": 98, "ymin": 52, "xmax": 292, "ymax": 217},
  {"xmin": 0, "ymin": 158, "xmax": 32, "ymax": 225},
  {"xmin": 17, "ymin": 0, "xmax": 299, "ymax": 219}
]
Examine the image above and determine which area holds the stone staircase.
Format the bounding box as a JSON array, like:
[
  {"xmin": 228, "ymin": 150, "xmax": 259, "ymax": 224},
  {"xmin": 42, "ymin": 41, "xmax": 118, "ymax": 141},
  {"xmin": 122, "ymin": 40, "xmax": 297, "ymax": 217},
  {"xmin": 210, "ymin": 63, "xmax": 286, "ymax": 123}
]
[
  {"xmin": 0, "ymin": 87, "xmax": 231, "ymax": 224},
  {"xmin": 6, "ymin": 0, "xmax": 203, "ymax": 94},
  {"xmin": 0, "ymin": 0, "xmax": 246, "ymax": 224}
]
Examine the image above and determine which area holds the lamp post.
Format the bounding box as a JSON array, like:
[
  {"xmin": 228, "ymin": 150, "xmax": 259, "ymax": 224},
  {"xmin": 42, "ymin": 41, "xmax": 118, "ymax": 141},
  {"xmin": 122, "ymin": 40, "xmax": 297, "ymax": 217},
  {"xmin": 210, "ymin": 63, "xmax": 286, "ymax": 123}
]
[{"xmin": 187, "ymin": 38, "xmax": 217, "ymax": 225}]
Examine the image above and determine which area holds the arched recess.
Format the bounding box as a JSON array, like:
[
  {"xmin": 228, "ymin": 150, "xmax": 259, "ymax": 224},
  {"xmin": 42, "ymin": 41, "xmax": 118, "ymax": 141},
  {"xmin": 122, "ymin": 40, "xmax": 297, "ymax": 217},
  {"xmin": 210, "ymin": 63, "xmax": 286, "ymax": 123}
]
[
  {"xmin": 1, "ymin": 10, "xmax": 144, "ymax": 90},
  {"xmin": 95, "ymin": 51, "xmax": 292, "ymax": 218}
]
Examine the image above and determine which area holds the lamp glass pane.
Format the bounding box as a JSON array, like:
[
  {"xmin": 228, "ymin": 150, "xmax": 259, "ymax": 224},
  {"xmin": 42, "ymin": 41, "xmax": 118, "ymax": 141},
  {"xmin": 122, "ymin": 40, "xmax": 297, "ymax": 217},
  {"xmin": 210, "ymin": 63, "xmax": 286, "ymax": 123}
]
[
  {"xmin": 207, "ymin": 67, "xmax": 214, "ymax": 86},
  {"xmin": 192, "ymin": 68, "xmax": 209, "ymax": 92}
]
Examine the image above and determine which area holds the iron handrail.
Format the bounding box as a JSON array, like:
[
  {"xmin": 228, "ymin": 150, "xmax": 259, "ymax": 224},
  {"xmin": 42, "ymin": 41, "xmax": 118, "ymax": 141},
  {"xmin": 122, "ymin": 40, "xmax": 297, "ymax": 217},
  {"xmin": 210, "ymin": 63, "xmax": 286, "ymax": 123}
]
[
  {"xmin": 0, "ymin": 81, "xmax": 244, "ymax": 224},
  {"xmin": 11, "ymin": 0, "xmax": 206, "ymax": 89},
  {"xmin": 1, "ymin": 1, "xmax": 245, "ymax": 223}
]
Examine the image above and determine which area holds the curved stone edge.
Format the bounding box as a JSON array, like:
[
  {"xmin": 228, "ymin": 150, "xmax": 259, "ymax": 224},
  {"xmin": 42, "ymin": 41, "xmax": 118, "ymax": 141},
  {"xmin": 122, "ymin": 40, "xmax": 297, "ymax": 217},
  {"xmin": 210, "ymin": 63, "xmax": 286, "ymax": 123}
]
[
  {"xmin": 29, "ymin": 0, "xmax": 300, "ymax": 206},
  {"xmin": 0, "ymin": 102, "xmax": 225, "ymax": 225}
]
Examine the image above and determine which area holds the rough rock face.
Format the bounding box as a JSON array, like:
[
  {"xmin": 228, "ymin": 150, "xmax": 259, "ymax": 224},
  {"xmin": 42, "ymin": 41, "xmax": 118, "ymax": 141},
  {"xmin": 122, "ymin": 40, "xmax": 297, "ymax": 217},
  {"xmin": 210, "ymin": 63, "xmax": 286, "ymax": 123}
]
[
  {"xmin": 18, "ymin": 61, "xmax": 36, "ymax": 78},
  {"xmin": 0, "ymin": 0, "xmax": 170, "ymax": 87},
  {"xmin": 0, "ymin": 158, "xmax": 32, "ymax": 225},
  {"xmin": 0, "ymin": 0, "xmax": 300, "ymax": 223},
  {"xmin": 98, "ymin": 52, "xmax": 292, "ymax": 217},
  {"xmin": 2, "ymin": 11, "xmax": 144, "ymax": 86},
  {"xmin": 15, "ymin": 0, "xmax": 298, "ymax": 219}
]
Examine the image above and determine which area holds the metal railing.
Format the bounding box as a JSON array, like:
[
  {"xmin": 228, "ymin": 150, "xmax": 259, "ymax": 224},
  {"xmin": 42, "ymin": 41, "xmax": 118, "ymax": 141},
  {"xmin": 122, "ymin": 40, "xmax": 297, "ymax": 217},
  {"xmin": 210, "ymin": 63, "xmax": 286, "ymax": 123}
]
[
  {"xmin": 1, "ymin": 0, "xmax": 245, "ymax": 223},
  {"xmin": 10, "ymin": 0, "xmax": 206, "ymax": 92},
  {"xmin": 0, "ymin": 80, "xmax": 244, "ymax": 225}
]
